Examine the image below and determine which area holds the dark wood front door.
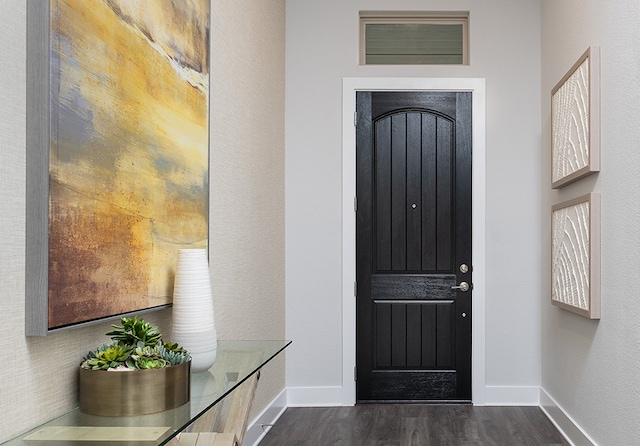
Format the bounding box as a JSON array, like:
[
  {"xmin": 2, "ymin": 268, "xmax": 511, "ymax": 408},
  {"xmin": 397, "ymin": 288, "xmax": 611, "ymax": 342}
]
[{"xmin": 356, "ymin": 91, "xmax": 472, "ymax": 402}]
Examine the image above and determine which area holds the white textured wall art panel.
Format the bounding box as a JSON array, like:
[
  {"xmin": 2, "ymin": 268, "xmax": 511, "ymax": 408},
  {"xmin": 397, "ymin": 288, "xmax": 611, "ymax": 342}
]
[
  {"xmin": 551, "ymin": 193, "xmax": 600, "ymax": 319},
  {"xmin": 552, "ymin": 58, "xmax": 589, "ymax": 182},
  {"xmin": 552, "ymin": 201, "xmax": 590, "ymax": 310}
]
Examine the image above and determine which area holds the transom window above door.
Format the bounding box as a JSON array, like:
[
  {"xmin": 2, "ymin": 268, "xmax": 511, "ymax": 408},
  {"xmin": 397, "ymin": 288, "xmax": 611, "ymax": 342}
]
[{"xmin": 360, "ymin": 11, "xmax": 469, "ymax": 65}]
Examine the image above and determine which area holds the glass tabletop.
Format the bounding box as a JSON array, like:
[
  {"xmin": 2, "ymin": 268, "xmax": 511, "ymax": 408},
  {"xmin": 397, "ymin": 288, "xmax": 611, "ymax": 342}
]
[{"xmin": 3, "ymin": 340, "xmax": 291, "ymax": 445}]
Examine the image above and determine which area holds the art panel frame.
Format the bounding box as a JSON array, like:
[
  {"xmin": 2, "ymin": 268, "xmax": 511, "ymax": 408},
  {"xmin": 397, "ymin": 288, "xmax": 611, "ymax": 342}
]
[
  {"xmin": 551, "ymin": 46, "xmax": 600, "ymax": 189},
  {"xmin": 551, "ymin": 193, "xmax": 601, "ymax": 319},
  {"xmin": 26, "ymin": 0, "xmax": 210, "ymax": 335}
]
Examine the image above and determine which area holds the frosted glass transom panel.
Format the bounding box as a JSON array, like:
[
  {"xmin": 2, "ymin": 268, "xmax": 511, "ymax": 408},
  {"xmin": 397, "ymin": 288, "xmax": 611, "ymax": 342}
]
[
  {"xmin": 364, "ymin": 23, "xmax": 464, "ymax": 65},
  {"xmin": 359, "ymin": 12, "xmax": 469, "ymax": 66}
]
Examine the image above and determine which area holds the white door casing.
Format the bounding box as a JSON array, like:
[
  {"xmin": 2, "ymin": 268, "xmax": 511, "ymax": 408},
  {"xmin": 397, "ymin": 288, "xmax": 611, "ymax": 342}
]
[{"xmin": 342, "ymin": 77, "xmax": 486, "ymax": 405}]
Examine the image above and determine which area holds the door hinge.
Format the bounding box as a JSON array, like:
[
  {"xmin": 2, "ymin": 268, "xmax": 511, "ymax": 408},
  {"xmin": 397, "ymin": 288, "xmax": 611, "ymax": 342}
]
[
  {"xmin": 354, "ymin": 111, "xmax": 357, "ymax": 127},
  {"xmin": 354, "ymin": 196, "xmax": 358, "ymax": 212},
  {"xmin": 354, "ymin": 366, "xmax": 357, "ymax": 381},
  {"xmin": 354, "ymin": 281, "xmax": 357, "ymax": 297}
]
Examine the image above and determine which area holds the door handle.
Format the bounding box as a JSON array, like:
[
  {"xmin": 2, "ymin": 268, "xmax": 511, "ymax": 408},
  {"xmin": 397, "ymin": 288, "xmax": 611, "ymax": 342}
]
[{"xmin": 451, "ymin": 282, "xmax": 470, "ymax": 292}]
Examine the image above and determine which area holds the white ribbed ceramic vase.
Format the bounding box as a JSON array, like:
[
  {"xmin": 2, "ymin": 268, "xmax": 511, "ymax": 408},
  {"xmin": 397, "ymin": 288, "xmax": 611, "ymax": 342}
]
[{"xmin": 171, "ymin": 249, "xmax": 217, "ymax": 373}]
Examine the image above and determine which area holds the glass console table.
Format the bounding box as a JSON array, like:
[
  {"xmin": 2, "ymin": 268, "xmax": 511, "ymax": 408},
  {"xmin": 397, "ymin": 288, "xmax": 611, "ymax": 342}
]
[{"xmin": 3, "ymin": 340, "xmax": 291, "ymax": 446}]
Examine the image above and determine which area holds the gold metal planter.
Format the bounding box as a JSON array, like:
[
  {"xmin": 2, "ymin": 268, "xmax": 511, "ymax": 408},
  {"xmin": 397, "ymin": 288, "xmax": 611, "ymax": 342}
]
[{"xmin": 79, "ymin": 361, "xmax": 191, "ymax": 416}]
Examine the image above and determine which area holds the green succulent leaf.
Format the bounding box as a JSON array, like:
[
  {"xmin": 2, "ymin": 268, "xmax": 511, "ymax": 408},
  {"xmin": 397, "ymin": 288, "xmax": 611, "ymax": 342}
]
[{"xmin": 163, "ymin": 342, "xmax": 188, "ymax": 353}]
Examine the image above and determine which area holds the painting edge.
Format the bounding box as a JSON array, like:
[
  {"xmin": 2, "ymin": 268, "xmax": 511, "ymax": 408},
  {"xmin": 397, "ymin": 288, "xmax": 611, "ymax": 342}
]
[{"xmin": 26, "ymin": 0, "xmax": 50, "ymax": 336}]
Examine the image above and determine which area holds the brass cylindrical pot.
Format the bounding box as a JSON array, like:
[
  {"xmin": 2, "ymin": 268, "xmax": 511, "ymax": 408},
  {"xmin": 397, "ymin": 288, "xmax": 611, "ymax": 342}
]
[{"xmin": 79, "ymin": 361, "xmax": 191, "ymax": 416}]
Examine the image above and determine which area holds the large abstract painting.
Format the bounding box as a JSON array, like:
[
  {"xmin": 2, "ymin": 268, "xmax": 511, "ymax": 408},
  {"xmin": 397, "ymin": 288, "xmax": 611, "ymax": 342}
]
[
  {"xmin": 551, "ymin": 193, "xmax": 601, "ymax": 319},
  {"xmin": 26, "ymin": 0, "xmax": 210, "ymax": 334},
  {"xmin": 551, "ymin": 46, "xmax": 600, "ymax": 189}
]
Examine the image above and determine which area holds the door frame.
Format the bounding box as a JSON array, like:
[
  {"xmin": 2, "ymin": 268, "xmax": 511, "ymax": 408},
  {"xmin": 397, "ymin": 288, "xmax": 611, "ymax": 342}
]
[{"xmin": 342, "ymin": 77, "xmax": 486, "ymax": 406}]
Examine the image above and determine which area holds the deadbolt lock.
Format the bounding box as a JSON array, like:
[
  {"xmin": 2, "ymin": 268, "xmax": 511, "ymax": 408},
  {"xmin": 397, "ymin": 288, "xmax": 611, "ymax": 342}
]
[{"xmin": 459, "ymin": 263, "xmax": 469, "ymax": 273}]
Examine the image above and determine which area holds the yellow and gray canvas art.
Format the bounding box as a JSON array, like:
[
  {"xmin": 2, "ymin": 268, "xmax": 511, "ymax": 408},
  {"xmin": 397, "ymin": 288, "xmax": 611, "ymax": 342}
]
[{"xmin": 48, "ymin": 0, "xmax": 209, "ymax": 328}]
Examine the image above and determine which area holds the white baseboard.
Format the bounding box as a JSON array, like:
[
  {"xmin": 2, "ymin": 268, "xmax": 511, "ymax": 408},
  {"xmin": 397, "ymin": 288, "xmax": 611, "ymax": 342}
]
[
  {"xmin": 482, "ymin": 386, "xmax": 540, "ymax": 406},
  {"xmin": 286, "ymin": 386, "xmax": 349, "ymax": 407},
  {"xmin": 245, "ymin": 389, "xmax": 288, "ymax": 446},
  {"xmin": 540, "ymin": 388, "xmax": 596, "ymax": 446},
  {"xmin": 285, "ymin": 385, "xmax": 540, "ymax": 407}
]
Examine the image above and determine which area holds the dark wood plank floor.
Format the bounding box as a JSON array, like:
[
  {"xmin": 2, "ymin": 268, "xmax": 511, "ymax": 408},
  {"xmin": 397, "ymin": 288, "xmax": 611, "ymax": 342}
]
[{"xmin": 258, "ymin": 405, "xmax": 569, "ymax": 446}]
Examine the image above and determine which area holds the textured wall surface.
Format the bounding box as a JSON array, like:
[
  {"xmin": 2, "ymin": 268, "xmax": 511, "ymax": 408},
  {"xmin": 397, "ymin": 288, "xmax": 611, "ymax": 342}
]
[
  {"xmin": 286, "ymin": 0, "xmax": 542, "ymax": 401},
  {"xmin": 0, "ymin": 0, "xmax": 285, "ymax": 441},
  {"xmin": 210, "ymin": 0, "xmax": 286, "ymax": 420},
  {"xmin": 541, "ymin": 0, "xmax": 640, "ymax": 444}
]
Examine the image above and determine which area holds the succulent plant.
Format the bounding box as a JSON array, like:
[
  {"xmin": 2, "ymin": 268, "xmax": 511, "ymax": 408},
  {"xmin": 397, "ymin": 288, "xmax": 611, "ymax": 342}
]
[
  {"xmin": 125, "ymin": 345, "xmax": 168, "ymax": 370},
  {"xmin": 159, "ymin": 343, "xmax": 191, "ymax": 366},
  {"xmin": 81, "ymin": 316, "xmax": 190, "ymax": 371},
  {"xmin": 105, "ymin": 316, "xmax": 162, "ymax": 348},
  {"xmin": 82, "ymin": 343, "xmax": 132, "ymax": 370},
  {"xmin": 132, "ymin": 356, "xmax": 168, "ymax": 369}
]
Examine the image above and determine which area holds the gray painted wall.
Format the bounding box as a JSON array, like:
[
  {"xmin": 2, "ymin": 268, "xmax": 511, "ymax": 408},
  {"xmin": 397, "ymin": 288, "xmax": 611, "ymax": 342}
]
[
  {"xmin": 541, "ymin": 1, "xmax": 640, "ymax": 443},
  {"xmin": 285, "ymin": 0, "xmax": 543, "ymax": 403}
]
